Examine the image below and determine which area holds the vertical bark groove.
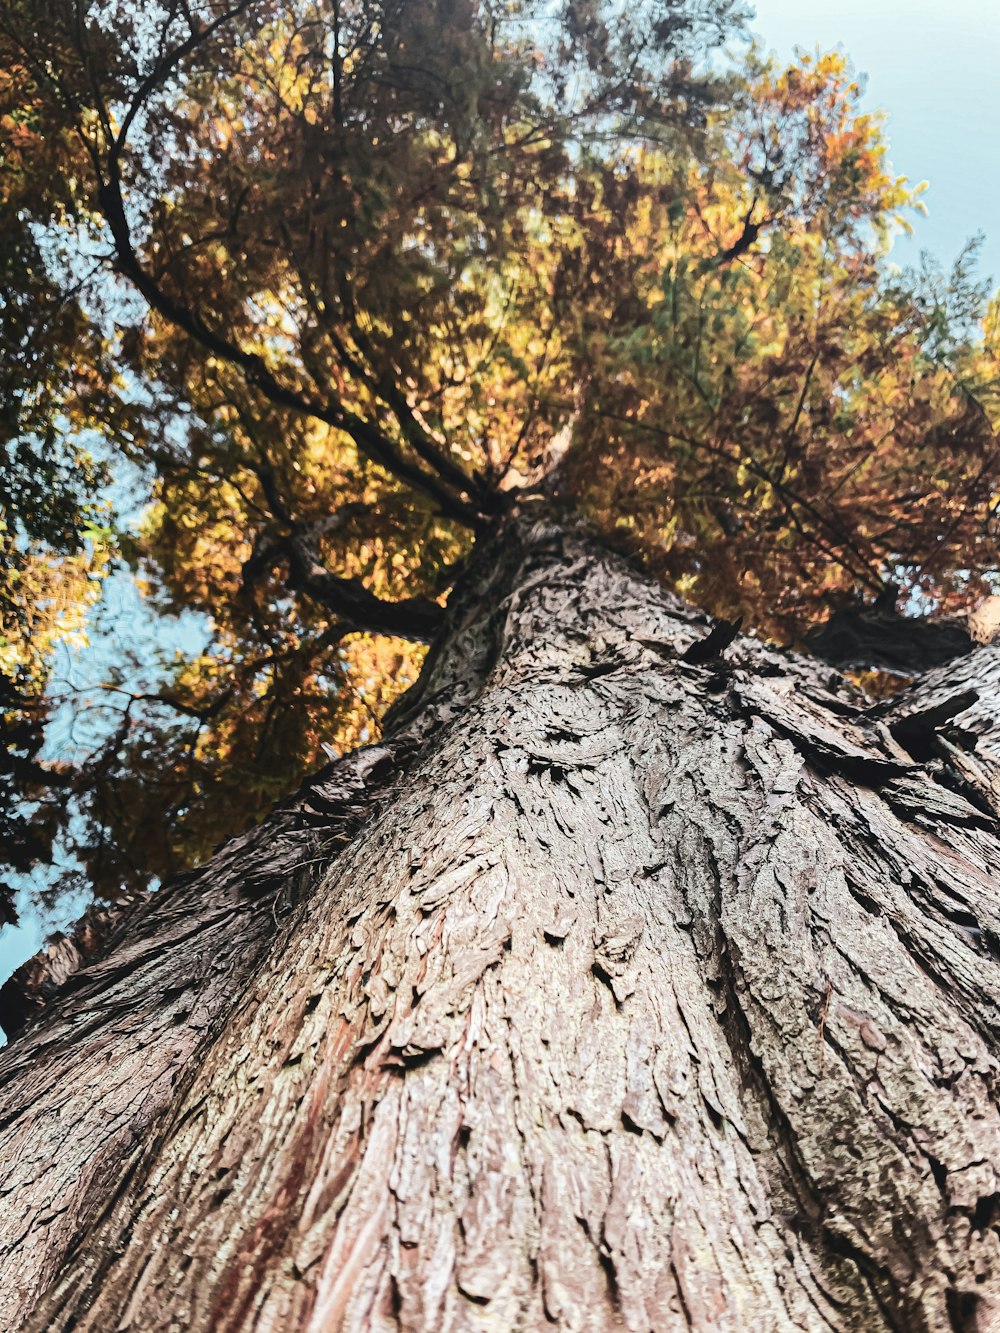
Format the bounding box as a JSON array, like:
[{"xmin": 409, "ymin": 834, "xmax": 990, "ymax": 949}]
[{"xmin": 3, "ymin": 518, "xmax": 1000, "ymax": 1331}]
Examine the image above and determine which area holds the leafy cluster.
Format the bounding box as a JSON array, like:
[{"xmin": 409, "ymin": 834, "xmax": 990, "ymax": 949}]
[
  {"xmin": 0, "ymin": 43, "xmax": 128, "ymax": 913},
  {"xmin": 0, "ymin": 0, "xmax": 997, "ymax": 904},
  {"xmin": 562, "ymin": 53, "xmax": 1000, "ymax": 636}
]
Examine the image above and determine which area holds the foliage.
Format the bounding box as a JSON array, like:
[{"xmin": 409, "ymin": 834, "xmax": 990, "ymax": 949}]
[
  {"xmin": 562, "ymin": 54, "xmax": 1000, "ymax": 637},
  {"xmin": 0, "ymin": 46, "xmax": 129, "ymax": 901},
  {"xmin": 0, "ymin": 0, "xmax": 997, "ymax": 904}
]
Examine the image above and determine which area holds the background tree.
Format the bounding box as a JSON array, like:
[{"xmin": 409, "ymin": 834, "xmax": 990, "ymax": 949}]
[{"xmin": 2, "ymin": 1, "xmax": 1000, "ymax": 1328}]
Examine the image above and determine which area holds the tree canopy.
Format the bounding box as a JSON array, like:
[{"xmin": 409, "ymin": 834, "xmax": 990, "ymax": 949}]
[{"xmin": 1, "ymin": 0, "xmax": 998, "ymax": 910}]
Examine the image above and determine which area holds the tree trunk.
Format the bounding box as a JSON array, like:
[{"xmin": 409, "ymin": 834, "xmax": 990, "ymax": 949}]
[{"xmin": 3, "ymin": 518, "xmax": 1000, "ymax": 1331}]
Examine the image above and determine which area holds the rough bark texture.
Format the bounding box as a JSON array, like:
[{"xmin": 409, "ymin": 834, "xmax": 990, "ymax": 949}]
[{"xmin": 3, "ymin": 518, "xmax": 1000, "ymax": 1331}]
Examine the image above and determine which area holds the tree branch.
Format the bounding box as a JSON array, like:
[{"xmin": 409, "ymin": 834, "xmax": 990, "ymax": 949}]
[
  {"xmin": 242, "ymin": 522, "xmax": 444, "ymax": 642},
  {"xmin": 95, "ymin": 172, "xmax": 483, "ymax": 526},
  {"xmin": 51, "ymin": 2, "xmax": 491, "ymax": 529}
]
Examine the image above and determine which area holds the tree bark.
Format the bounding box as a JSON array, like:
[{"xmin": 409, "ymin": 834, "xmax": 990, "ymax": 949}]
[{"xmin": 3, "ymin": 518, "xmax": 1000, "ymax": 1331}]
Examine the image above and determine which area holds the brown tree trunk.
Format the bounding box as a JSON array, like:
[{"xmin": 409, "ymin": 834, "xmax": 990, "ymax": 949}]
[{"xmin": 3, "ymin": 518, "xmax": 1000, "ymax": 1331}]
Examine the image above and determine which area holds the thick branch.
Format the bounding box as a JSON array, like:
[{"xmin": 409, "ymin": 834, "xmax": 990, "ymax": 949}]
[
  {"xmin": 286, "ymin": 537, "xmax": 443, "ymax": 640},
  {"xmin": 243, "ymin": 527, "xmax": 444, "ymax": 641}
]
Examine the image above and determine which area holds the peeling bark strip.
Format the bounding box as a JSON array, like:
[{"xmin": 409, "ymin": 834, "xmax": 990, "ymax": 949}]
[{"xmin": 4, "ymin": 520, "xmax": 1000, "ymax": 1331}]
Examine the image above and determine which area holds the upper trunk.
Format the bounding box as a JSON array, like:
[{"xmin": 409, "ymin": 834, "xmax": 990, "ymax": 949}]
[{"xmin": 3, "ymin": 518, "xmax": 1000, "ymax": 1331}]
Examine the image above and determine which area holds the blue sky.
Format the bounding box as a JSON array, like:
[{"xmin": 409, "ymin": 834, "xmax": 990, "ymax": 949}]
[
  {"xmin": 2, "ymin": 0, "xmax": 999, "ymax": 998},
  {"xmin": 750, "ymin": 0, "xmax": 1000, "ymax": 281}
]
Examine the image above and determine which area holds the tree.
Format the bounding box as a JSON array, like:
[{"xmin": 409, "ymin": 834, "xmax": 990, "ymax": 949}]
[
  {"xmin": 2, "ymin": 1, "xmax": 1000, "ymax": 1328},
  {"xmin": 2, "ymin": 0, "xmax": 997, "ymax": 895}
]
